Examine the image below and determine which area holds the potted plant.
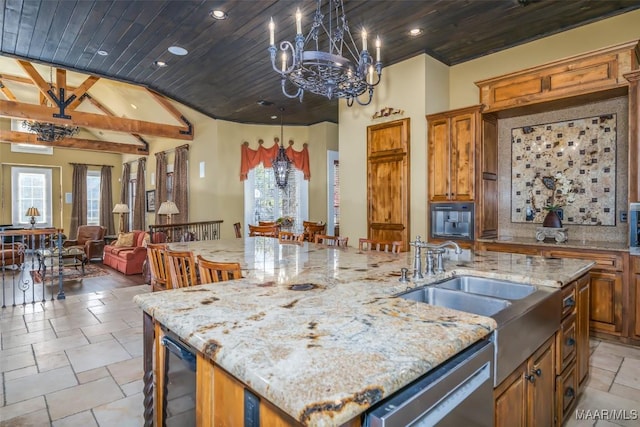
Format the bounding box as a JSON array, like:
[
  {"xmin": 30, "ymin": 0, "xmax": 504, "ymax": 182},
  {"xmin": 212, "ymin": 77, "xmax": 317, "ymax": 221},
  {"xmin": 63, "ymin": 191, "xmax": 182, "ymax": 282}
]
[{"xmin": 542, "ymin": 204, "xmax": 563, "ymax": 228}]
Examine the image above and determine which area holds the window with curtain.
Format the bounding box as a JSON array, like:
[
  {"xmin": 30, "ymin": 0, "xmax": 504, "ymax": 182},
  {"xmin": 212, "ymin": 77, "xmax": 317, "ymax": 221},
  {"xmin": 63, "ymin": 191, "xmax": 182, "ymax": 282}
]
[
  {"xmin": 333, "ymin": 160, "xmax": 340, "ymax": 228},
  {"xmin": 129, "ymin": 178, "xmax": 136, "ymax": 231},
  {"xmin": 11, "ymin": 166, "xmax": 52, "ymax": 227},
  {"xmin": 244, "ymin": 165, "xmax": 308, "ymax": 232},
  {"xmin": 87, "ymin": 171, "xmax": 101, "ymax": 225}
]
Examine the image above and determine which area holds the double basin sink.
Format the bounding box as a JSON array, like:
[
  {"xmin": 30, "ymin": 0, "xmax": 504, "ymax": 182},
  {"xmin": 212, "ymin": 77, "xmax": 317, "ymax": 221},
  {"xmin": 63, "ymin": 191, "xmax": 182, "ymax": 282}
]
[{"xmin": 399, "ymin": 275, "xmax": 560, "ymax": 386}]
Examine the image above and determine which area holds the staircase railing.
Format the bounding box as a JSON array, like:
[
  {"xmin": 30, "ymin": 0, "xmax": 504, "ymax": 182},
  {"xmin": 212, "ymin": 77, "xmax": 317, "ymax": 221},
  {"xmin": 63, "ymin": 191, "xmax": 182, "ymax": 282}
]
[{"xmin": 148, "ymin": 220, "xmax": 223, "ymax": 243}]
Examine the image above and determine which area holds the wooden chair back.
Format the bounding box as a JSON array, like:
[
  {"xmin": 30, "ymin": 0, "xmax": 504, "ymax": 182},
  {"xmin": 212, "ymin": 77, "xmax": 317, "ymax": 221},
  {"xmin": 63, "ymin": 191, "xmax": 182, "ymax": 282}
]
[
  {"xmin": 258, "ymin": 221, "xmax": 276, "ymax": 226},
  {"xmin": 248, "ymin": 224, "xmax": 278, "ymax": 237},
  {"xmin": 314, "ymin": 234, "xmax": 349, "ymax": 247},
  {"xmin": 233, "ymin": 222, "xmax": 242, "ymax": 238},
  {"xmin": 147, "ymin": 243, "xmax": 171, "ymax": 291},
  {"xmin": 278, "ymin": 231, "xmax": 303, "ymax": 243},
  {"xmin": 303, "ymin": 223, "xmax": 326, "ymax": 241},
  {"xmin": 166, "ymin": 249, "xmax": 199, "ymax": 288},
  {"xmin": 197, "ymin": 255, "xmax": 242, "ymax": 283},
  {"xmin": 358, "ymin": 238, "xmax": 402, "ymax": 253}
]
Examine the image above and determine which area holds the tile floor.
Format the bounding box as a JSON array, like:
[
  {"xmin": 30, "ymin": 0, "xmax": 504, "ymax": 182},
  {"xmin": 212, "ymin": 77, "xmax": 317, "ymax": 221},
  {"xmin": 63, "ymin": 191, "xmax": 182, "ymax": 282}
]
[{"xmin": 1, "ymin": 269, "xmax": 640, "ymax": 426}]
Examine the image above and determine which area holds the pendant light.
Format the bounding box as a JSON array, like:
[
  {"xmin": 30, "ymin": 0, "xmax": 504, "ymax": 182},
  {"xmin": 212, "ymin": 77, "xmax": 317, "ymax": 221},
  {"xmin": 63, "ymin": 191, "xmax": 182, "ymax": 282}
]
[{"xmin": 272, "ymin": 108, "xmax": 291, "ymax": 189}]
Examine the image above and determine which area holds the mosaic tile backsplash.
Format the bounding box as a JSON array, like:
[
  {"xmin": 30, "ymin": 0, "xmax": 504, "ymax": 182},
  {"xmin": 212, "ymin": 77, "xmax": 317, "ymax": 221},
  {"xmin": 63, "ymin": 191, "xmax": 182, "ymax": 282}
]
[{"xmin": 511, "ymin": 114, "xmax": 617, "ymax": 226}]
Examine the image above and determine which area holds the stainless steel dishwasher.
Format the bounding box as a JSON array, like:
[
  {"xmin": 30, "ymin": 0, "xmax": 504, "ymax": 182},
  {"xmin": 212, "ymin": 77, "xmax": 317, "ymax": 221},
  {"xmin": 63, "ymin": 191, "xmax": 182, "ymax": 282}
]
[
  {"xmin": 161, "ymin": 332, "xmax": 197, "ymax": 427},
  {"xmin": 364, "ymin": 339, "xmax": 494, "ymax": 427}
]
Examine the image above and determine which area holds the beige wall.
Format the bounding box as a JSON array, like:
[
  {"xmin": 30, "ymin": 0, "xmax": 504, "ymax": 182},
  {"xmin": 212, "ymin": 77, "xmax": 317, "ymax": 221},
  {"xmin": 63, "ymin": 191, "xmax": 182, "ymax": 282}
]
[
  {"xmin": 0, "ymin": 143, "xmax": 122, "ymax": 233},
  {"xmin": 339, "ymin": 10, "xmax": 640, "ymax": 246}
]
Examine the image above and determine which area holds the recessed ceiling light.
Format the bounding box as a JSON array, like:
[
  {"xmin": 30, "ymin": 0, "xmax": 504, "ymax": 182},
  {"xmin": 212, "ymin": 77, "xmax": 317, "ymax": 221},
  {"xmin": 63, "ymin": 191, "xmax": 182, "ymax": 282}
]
[
  {"xmin": 210, "ymin": 9, "xmax": 228, "ymax": 20},
  {"xmin": 154, "ymin": 60, "xmax": 168, "ymax": 67},
  {"xmin": 409, "ymin": 28, "xmax": 424, "ymax": 36},
  {"xmin": 168, "ymin": 46, "xmax": 188, "ymax": 56},
  {"xmin": 257, "ymin": 100, "xmax": 274, "ymax": 106},
  {"xmin": 130, "ymin": 103, "xmax": 137, "ymax": 109},
  {"xmin": 97, "ymin": 50, "xmax": 108, "ymax": 56},
  {"xmin": 271, "ymin": 115, "xmax": 278, "ymax": 119}
]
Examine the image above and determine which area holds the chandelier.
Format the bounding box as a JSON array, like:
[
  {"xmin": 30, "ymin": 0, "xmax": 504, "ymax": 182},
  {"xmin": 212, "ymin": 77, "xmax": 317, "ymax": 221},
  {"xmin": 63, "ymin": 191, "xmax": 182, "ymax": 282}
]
[
  {"xmin": 22, "ymin": 120, "xmax": 79, "ymax": 142},
  {"xmin": 268, "ymin": 0, "xmax": 382, "ymax": 106},
  {"xmin": 272, "ymin": 108, "xmax": 291, "ymax": 189}
]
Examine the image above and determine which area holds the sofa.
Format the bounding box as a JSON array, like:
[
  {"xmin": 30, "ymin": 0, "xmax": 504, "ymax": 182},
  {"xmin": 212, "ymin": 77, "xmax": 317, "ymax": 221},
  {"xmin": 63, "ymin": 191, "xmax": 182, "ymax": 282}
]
[
  {"xmin": 0, "ymin": 242, "xmax": 24, "ymax": 269},
  {"xmin": 103, "ymin": 230, "xmax": 148, "ymax": 275},
  {"xmin": 64, "ymin": 225, "xmax": 106, "ymax": 261}
]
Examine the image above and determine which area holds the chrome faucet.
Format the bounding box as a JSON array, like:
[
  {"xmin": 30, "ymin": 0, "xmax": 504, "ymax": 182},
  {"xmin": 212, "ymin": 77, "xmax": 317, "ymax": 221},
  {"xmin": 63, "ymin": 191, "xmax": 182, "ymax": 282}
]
[
  {"xmin": 409, "ymin": 236, "xmax": 425, "ymax": 279},
  {"xmin": 420, "ymin": 240, "xmax": 463, "ymax": 275}
]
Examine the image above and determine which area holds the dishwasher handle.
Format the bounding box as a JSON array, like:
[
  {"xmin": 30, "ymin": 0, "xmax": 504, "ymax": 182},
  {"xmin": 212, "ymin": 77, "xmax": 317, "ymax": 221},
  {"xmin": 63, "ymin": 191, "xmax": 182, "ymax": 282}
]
[{"xmin": 162, "ymin": 335, "xmax": 197, "ymax": 372}]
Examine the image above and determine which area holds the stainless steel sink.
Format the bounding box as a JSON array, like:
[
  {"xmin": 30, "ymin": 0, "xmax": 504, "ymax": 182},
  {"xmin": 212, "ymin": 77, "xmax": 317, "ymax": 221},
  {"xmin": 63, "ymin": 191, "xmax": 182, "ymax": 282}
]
[
  {"xmin": 399, "ymin": 287, "xmax": 511, "ymax": 317},
  {"xmin": 435, "ymin": 276, "xmax": 536, "ymax": 300}
]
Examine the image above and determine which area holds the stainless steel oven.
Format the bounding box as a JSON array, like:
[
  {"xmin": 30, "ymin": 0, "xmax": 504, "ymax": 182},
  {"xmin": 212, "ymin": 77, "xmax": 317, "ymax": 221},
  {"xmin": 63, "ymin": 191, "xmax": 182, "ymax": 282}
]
[
  {"xmin": 430, "ymin": 202, "xmax": 474, "ymax": 241},
  {"xmin": 630, "ymin": 203, "xmax": 640, "ymax": 250}
]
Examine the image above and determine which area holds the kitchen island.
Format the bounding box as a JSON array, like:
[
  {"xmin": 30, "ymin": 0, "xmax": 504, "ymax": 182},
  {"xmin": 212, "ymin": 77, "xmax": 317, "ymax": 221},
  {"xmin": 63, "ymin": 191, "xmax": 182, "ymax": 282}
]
[{"xmin": 134, "ymin": 238, "xmax": 594, "ymax": 426}]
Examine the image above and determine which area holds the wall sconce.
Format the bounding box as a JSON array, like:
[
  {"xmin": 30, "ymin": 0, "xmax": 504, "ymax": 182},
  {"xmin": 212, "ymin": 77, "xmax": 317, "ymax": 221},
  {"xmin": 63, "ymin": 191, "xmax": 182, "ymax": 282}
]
[
  {"xmin": 112, "ymin": 203, "xmax": 130, "ymax": 234},
  {"xmin": 25, "ymin": 207, "xmax": 40, "ymax": 229}
]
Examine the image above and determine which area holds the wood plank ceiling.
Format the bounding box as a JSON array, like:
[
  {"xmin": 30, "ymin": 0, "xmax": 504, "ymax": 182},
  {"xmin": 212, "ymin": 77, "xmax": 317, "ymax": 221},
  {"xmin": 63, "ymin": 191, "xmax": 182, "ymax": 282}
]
[{"xmin": 0, "ymin": 0, "xmax": 639, "ymax": 126}]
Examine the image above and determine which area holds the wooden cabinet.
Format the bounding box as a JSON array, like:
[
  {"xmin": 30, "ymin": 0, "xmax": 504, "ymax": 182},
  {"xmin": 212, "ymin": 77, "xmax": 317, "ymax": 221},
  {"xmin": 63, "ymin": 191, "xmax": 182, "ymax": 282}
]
[
  {"xmin": 495, "ymin": 336, "xmax": 555, "ymax": 427},
  {"xmin": 367, "ymin": 118, "xmax": 410, "ymax": 251},
  {"xmin": 427, "ymin": 105, "xmax": 481, "ymax": 202},
  {"xmin": 576, "ymin": 274, "xmax": 590, "ymax": 388},
  {"xmin": 475, "ymin": 41, "xmax": 639, "ymax": 113},
  {"xmin": 631, "ymin": 256, "xmax": 640, "ymax": 341},
  {"xmin": 476, "ymin": 113, "xmax": 498, "ymax": 239}
]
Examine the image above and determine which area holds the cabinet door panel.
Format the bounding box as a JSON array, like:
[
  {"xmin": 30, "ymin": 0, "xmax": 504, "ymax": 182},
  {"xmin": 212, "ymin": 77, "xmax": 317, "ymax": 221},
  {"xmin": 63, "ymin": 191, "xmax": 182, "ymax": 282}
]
[
  {"xmin": 495, "ymin": 369, "xmax": 527, "ymax": 427},
  {"xmin": 577, "ymin": 276, "xmax": 590, "ymax": 387},
  {"xmin": 451, "ymin": 113, "xmax": 475, "ymax": 200},
  {"xmin": 528, "ymin": 338, "xmax": 555, "ymax": 427},
  {"xmin": 635, "ymin": 275, "xmax": 640, "ymax": 338},
  {"xmin": 590, "ymin": 271, "xmax": 623, "ymax": 334},
  {"xmin": 428, "ymin": 117, "xmax": 450, "ymax": 201}
]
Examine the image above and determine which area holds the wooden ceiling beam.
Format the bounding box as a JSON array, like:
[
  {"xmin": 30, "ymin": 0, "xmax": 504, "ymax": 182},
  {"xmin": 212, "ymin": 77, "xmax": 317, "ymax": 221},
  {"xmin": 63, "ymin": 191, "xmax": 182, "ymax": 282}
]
[
  {"xmin": 67, "ymin": 76, "xmax": 99, "ymax": 110},
  {"xmin": 0, "ymin": 130, "xmax": 148, "ymax": 155},
  {"xmin": 147, "ymin": 89, "xmax": 193, "ymax": 134},
  {"xmin": 83, "ymin": 93, "xmax": 148, "ymax": 148},
  {"xmin": 0, "ymin": 98, "xmax": 193, "ymax": 140},
  {"xmin": 0, "ymin": 73, "xmax": 33, "ymax": 85},
  {"xmin": 56, "ymin": 68, "xmax": 66, "ymax": 92},
  {"xmin": 0, "ymin": 81, "xmax": 17, "ymax": 101},
  {"xmin": 17, "ymin": 60, "xmax": 57, "ymax": 105}
]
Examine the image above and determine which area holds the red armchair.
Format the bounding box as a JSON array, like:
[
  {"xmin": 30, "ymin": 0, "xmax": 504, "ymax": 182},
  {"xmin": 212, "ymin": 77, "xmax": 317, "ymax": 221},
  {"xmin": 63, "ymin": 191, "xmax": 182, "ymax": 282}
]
[
  {"xmin": 0, "ymin": 242, "xmax": 25, "ymax": 269},
  {"xmin": 63, "ymin": 225, "xmax": 106, "ymax": 261},
  {"xmin": 103, "ymin": 230, "xmax": 148, "ymax": 275}
]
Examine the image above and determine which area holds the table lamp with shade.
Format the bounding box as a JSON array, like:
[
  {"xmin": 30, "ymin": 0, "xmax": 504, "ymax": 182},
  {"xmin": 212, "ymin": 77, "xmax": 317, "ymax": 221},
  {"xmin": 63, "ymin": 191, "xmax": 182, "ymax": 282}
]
[
  {"xmin": 158, "ymin": 201, "xmax": 179, "ymax": 225},
  {"xmin": 25, "ymin": 207, "xmax": 40, "ymax": 229},
  {"xmin": 112, "ymin": 203, "xmax": 130, "ymax": 234}
]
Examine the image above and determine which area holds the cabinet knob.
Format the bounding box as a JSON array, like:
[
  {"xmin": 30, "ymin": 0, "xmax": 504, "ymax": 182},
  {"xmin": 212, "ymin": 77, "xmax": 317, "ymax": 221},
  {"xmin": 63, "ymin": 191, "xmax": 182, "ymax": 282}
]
[
  {"xmin": 566, "ymin": 337, "xmax": 576, "ymax": 347},
  {"xmin": 525, "ymin": 374, "xmax": 536, "ymax": 383},
  {"xmin": 564, "ymin": 296, "xmax": 575, "ymax": 308},
  {"xmin": 533, "ymin": 368, "xmax": 542, "ymax": 377},
  {"xmin": 565, "ymin": 387, "xmax": 575, "ymax": 398}
]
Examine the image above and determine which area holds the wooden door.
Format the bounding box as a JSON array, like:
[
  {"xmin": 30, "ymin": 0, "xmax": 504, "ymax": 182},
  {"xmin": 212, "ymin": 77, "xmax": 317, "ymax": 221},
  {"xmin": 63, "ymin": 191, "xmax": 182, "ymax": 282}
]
[
  {"xmin": 367, "ymin": 118, "xmax": 410, "ymax": 251},
  {"xmin": 527, "ymin": 337, "xmax": 555, "ymax": 427},
  {"xmin": 477, "ymin": 113, "xmax": 498, "ymax": 239},
  {"xmin": 450, "ymin": 112, "xmax": 475, "ymax": 201},
  {"xmin": 590, "ymin": 271, "xmax": 623, "ymax": 334},
  {"xmin": 576, "ymin": 275, "xmax": 590, "ymax": 388},
  {"xmin": 427, "ymin": 116, "xmax": 450, "ymax": 201}
]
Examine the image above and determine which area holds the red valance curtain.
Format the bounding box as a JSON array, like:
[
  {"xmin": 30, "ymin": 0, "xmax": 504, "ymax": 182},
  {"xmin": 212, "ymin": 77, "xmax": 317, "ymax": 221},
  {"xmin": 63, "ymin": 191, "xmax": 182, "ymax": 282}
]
[{"xmin": 240, "ymin": 140, "xmax": 310, "ymax": 181}]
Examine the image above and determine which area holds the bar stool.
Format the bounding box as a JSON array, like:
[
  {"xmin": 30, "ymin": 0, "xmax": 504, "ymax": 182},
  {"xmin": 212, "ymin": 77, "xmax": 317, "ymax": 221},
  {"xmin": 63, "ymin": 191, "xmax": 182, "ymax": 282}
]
[
  {"xmin": 248, "ymin": 224, "xmax": 278, "ymax": 237},
  {"xmin": 278, "ymin": 231, "xmax": 304, "ymax": 243},
  {"xmin": 358, "ymin": 238, "xmax": 402, "ymax": 253},
  {"xmin": 314, "ymin": 234, "xmax": 349, "ymax": 247},
  {"xmin": 166, "ymin": 249, "xmax": 199, "ymax": 288},
  {"xmin": 147, "ymin": 243, "xmax": 171, "ymax": 291},
  {"xmin": 197, "ymin": 255, "xmax": 242, "ymax": 283}
]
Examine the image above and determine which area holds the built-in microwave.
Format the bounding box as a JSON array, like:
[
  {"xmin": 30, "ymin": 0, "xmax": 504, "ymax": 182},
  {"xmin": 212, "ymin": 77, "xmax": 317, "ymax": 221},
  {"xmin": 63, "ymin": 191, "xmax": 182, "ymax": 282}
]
[{"xmin": 430, "ymin": 202, "xmax": 474, "ymax": 241}]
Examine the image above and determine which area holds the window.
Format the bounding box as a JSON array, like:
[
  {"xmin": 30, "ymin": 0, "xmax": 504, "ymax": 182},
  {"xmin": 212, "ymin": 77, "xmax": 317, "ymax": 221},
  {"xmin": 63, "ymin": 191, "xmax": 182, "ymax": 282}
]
[
  {"xmin": 244, "ymin": 164, "xmax": 308, "ymax": 232},
  {"xmin": 87, "ymin": 171, "xmax": 101, "ymax": 225},
  {"xmin": 11, "ymin": 166, "xmax": 53, "ymax": 227},
  {"xmin": 333, "ymin": 159, "xmax": 340, "ymax": 227},
  {"xmin": 129, "ymin": 178, "xmax": 136, "ymax": 230}
]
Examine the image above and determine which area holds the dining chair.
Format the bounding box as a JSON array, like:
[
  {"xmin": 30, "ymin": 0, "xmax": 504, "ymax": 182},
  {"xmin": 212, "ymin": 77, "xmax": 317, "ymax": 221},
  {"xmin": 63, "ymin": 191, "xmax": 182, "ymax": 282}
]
[
  {"xmin": 233, "ymin": 222, "xmax": 242, "ymax": 238},
  {"xmin": 278, "ymin": 231, "xmax": 304, "ymax": 243},
  {"xmin": 303, "ymin": 223, "xmax": 326, "ymax": 242},
  {"xmin": 358, "ymin": 238, "xmax": 402, "ymax": 253},
  {"xmin": 248, "ymin": 224, "xmax": 278, "ymax": 237},
  {"xmin": 314, "ymin": 234, "xmax": 349, "ymax": 247},
  {"xmin": 147, "ymin": 243, "xmax": 171, "ymax": 291},
  {"xmin": 196, "ymin": 255, "xmax": 242, "ymax": 283},
  {"xmin": 258, "ymin": 221, "xmax": 277, "ymax": 226},
  {"xmin": 166, "ymin": 249, "xmax": 199, "ymax": 288}
]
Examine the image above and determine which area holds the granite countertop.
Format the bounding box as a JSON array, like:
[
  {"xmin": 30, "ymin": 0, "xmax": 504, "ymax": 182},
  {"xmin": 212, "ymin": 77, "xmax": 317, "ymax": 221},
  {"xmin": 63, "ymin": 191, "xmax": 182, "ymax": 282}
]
[
  {"xmin": 478, "ymin": 236, "xmax": 629, "ymax": 252},
  {"xmin": 134, "ymin": 239, "xmax": 594, "ymax": 426}
]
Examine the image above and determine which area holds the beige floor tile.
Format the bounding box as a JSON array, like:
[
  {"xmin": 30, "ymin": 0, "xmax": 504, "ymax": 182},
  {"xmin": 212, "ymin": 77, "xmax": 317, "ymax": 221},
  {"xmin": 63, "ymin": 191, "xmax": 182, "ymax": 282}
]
[
  {"xmin": 613, "ymin": 358, "xmax": 640, "ymax": 390},
  {"xmin": 595, "ymin": 421, "xmax": 628, "ymax": 427},
  {"xmin": 0, "ymin": 351, "xmax": 35, "ymax": 373},
  {"xmin": 111, "ymin": 326, "xmax": 142, "ymax": 344},
  {"xmin": 107, "ymin": 357, "xmax": 142, "ymax": 385},
  {"xmin": 50, "ymin": 313, "xmax": 100, "ymax": 333},
  {"xmin": 0, "ymin": 408, "xmax": 50, "ymax": 426},
  {"xmin": 66, "ymin": 340, "xmax": 131, "ymax": 373},
  {"xmin": 88, "ymin": 333, "xmax": 117, "ymax": 344},
  {"xmin": 1, "ymin": 328, "xmax": 57, "ymax": 349},
  {"xmin": 609, "ymin": 383, "xmax": 640, "ymax": 403},
  {"xmin": 32, "ymin": 334, "xmax": 89, "ymax": 357},
  {"xmin": 93, "ymin": 393, "xmax": 144, "ymax": 427},
  {"xmin": 0, "ymin": 318, "xmax": 27, "ymax": 333},
  {"xmin": 590, "ymin": 350, "xmax": 624, "ymax": 373},
  {"xmin": 120, "ymin": 379, "xmax": 143, "ymax": 397},
  {"xmin": 81, "ymin": 320, "xmax": 131, "ymax": 337},
  {"xmin": 4, "ymin": 365, "xmax": 38, "ymax": 381},
  {"xmin": 25, "ymin": 318, "xmax": 52, "ymax": 333},
  {"xmin": 0, "ymin": 396, "xmax": 46, "ymax": 423},
  {"xmin": 0, "ymin": 344, "xmax": 32, "ymax": 359},
  {"xmin": 121, "ymin": 339, "xmax": 143, "ymax": 358},
  {"xmin": 1, "ymin": 326, "xmax": 28, "ymax": 337},
  {"xmin": 76, "ymin": 366, "xmax": 110, "ymax": 384},
  {"xmin": 51, "ymin": 410, "xmax": 98, "ymax": 427},
  {"xmin": 55, "ymin": 328, "xmax": 85, "ymax": 339},
  {"xmin": 4, "ymin": 365, "xmax": 77, "ymax": 405},
  {"xmin": 46, "ymin": 376, "xmax": 124, "ymax": 420},
  {"xmin": 583, "ymin": 367, "xmax": 616, "ymax": 392},
  {"xmin": 597, "ymin": 342, "xmax": 640, "ymax": 361},
  {"xmin": 574, "ymin": 386, "xmax": 640, "ymax": 427},
  {"xmin": 36, "ymin": 349, "xmax": 70, "ymax": 372}
]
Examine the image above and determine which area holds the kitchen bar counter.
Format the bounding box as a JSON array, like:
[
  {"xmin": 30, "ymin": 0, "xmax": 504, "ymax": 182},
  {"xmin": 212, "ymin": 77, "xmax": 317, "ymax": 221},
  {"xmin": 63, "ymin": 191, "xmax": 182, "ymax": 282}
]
[
  {"xmin": 134, "ymin": 238, "xmax": 594, "ymax": 426},
  {"xmin": 477, "ymin": 236, "xmax": 629, "ymax": 252}
]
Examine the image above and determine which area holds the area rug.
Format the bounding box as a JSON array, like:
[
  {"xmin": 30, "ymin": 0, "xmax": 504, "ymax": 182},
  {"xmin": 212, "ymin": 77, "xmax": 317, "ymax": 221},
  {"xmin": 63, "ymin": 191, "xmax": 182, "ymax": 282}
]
[{"xmin": 30, "ymin": 263, "xmax": 110, "ymax": 283}]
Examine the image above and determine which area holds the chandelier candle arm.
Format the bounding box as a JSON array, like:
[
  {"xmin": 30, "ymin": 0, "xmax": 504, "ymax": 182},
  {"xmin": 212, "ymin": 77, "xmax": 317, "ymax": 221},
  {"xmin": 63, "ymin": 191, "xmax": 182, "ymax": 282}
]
[{"xmin": 268, "ymin": 0, "xmax": 382, "ymax": 106}]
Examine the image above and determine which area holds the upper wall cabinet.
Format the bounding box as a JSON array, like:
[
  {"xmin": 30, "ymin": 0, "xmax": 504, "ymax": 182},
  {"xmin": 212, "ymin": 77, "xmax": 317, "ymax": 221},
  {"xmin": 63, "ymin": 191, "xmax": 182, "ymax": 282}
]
[
  {"xmin": 427, "ymin": 105, "xmax": 481, "ymax": 202},
  {"xmin": 476, "ymin": 41, "xmax": 640, "ymax": 113}
]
